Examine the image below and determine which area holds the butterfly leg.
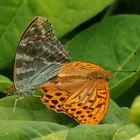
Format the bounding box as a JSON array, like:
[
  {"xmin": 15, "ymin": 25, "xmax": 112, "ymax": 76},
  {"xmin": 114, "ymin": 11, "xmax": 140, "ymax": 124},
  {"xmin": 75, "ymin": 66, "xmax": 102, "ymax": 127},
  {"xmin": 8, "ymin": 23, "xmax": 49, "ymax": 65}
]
[
  {"xmin": 13, "ymin": 96, "xmax": 24, "ymax": 113},
  {"xmin": 8, "ymin": 96, "xmax": 24, "ymax": 119}
]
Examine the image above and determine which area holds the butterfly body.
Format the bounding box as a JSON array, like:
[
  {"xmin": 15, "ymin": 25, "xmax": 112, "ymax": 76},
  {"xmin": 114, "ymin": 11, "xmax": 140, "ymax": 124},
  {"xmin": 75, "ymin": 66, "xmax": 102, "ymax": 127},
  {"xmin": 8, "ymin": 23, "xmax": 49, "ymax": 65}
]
[{"xmin": 40, "ymin": 62, "xmax": 111, "ymax": 124}]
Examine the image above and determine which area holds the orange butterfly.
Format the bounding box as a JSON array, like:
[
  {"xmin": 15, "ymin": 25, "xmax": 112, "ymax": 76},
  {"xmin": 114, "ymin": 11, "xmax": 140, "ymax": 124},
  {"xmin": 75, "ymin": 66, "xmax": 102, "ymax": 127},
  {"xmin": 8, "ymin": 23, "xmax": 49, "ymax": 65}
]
[
  {"xmin": 40, "ymin": 62, "xmax": 112, "ymax": 124},
  {"xmin": 14, "ymin": 16, "xmax": 112, "ymax": 125}
]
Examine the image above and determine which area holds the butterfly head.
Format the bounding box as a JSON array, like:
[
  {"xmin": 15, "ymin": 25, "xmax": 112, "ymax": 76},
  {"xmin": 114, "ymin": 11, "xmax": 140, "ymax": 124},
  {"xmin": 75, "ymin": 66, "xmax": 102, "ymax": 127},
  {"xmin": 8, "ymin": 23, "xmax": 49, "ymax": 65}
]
[{"xmin": 104, "ymin": 70, "xmax": 113, "ymax": 81}]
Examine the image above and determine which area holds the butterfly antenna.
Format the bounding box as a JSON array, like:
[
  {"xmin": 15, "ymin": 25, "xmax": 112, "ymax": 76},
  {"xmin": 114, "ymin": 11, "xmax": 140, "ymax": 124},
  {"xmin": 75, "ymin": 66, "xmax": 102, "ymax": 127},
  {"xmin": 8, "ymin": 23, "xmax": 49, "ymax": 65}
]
[{"xmin": 111, "ymin": 70, "xmax": 137, "ymax": 73}]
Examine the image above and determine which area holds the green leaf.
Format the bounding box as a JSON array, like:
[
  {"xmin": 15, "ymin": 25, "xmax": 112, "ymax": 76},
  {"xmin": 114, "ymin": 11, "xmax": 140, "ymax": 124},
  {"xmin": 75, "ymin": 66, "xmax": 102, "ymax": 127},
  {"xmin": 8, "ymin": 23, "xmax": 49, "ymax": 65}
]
[
  {"xmin": 32, "ymin": 124, "xmax": 140, "ymax": 140},
  {"xmin": 66, "ymin": 15, "xmax": 140, "ymax": 99},
  {"xmin": 0, "ymin": 120, "xmax": 69, "ymax": 140},
  {"xmin": 0, "ymin": 74, "xmax": 13, "ymax": 94},
  {"xmin": 103, "ymin": 100, "xmax": 131, "ymax": 125},
  {"xmin": 130, "ymin": 95, "xmax": 140, "ymax": 126},
  {"xmin": 129, "ymin": 133, "xmax": 140, "ymax": 140},
  {"xmin": 66, "ymin": 124, "xmax": 121, "ymax": 140},
  {"xmin": 0, "ymin": 95, "xmax": 77, "ymax": 127},
  {"xmin": 0, "ymin": 0, "xmax": 115, "ymax": 69},
  {"xmin": 33, "ymin": 130, "xmax": 69, "ymax": 140},
  {"xmin": 113, "ymin": 124, "xmax": 140, "ymax": 140},
  {"xmin": 0, "ymin": 74, "xmax": 12, "ymax": 83}
]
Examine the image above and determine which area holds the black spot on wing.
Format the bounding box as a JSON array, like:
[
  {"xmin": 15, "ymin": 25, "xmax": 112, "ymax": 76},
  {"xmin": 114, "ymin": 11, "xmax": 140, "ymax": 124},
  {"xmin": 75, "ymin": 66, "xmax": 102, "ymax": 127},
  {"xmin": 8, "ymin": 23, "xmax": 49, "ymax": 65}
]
[{"xmin": 51, "ymin": 100, "xmax": 58, "ymax": 104}]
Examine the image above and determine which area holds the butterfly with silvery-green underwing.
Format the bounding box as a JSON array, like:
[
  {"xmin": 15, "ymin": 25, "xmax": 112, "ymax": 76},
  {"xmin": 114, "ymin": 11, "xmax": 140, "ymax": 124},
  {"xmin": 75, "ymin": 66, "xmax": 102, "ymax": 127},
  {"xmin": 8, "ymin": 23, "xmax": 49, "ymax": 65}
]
[{"xmin": 13, "ymin": 16, "xmax": 113, "ymax": 124}]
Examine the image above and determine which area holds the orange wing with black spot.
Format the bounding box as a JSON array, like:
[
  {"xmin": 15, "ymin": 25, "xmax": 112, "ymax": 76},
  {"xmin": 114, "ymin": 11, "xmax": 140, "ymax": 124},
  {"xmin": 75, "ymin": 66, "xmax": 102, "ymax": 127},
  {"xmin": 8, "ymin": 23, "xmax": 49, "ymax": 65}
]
[
  {"xmin": 62, "ymin": 80, "xmax": 109, "ymax": 124},
  {"xmin": 40, "ymin": 83, "xmax": 69, "ymax": 112},
  {"xmin": 40, "ymin": 81, "xmax": 88, "ymax": 112}
]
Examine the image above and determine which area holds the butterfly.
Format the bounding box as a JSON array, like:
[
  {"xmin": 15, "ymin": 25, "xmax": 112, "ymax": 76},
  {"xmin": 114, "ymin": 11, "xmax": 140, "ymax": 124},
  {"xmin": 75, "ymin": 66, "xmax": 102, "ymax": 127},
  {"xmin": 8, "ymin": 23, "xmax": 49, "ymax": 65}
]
[{"xmin": 14, "ymin": 16, "xmax": 112, "ymax": 124}]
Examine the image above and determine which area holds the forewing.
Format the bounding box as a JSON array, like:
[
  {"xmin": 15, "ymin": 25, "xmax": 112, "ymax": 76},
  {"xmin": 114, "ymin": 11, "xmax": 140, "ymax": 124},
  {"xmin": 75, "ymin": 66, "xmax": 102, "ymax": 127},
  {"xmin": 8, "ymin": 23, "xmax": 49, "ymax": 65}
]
[
  {"xmin": 62, "ymin": 80, "xmax": 109, "ymax": 124},
  {"xmin": 58, "ymin": 62, "xmax": 105, "ymax": 78},
  {"xmin": 14, "ymin": 17, "xmax": 70, "ymax": 93}
]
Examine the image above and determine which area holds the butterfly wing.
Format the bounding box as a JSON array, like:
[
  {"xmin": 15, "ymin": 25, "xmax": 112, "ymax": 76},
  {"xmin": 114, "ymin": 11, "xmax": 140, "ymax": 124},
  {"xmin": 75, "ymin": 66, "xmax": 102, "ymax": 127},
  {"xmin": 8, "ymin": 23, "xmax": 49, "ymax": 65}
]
[
  {"xmin": 40, "ymin": 83, "xmax": 69, "ymax": 112},
  {"xmin": 58, "ymin": 62, "xmax": 105, "ymax": 78},
  {"xmin": 40, "ymin": 81, "xmax": 88, "ymax": 112},
  {"xmin": 14, "ymin": 17, "xmax": 70, "ymax": 94},
  {"xmin": 62, "ymin": 80, "xmax": 109, "ymax": 124}
]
